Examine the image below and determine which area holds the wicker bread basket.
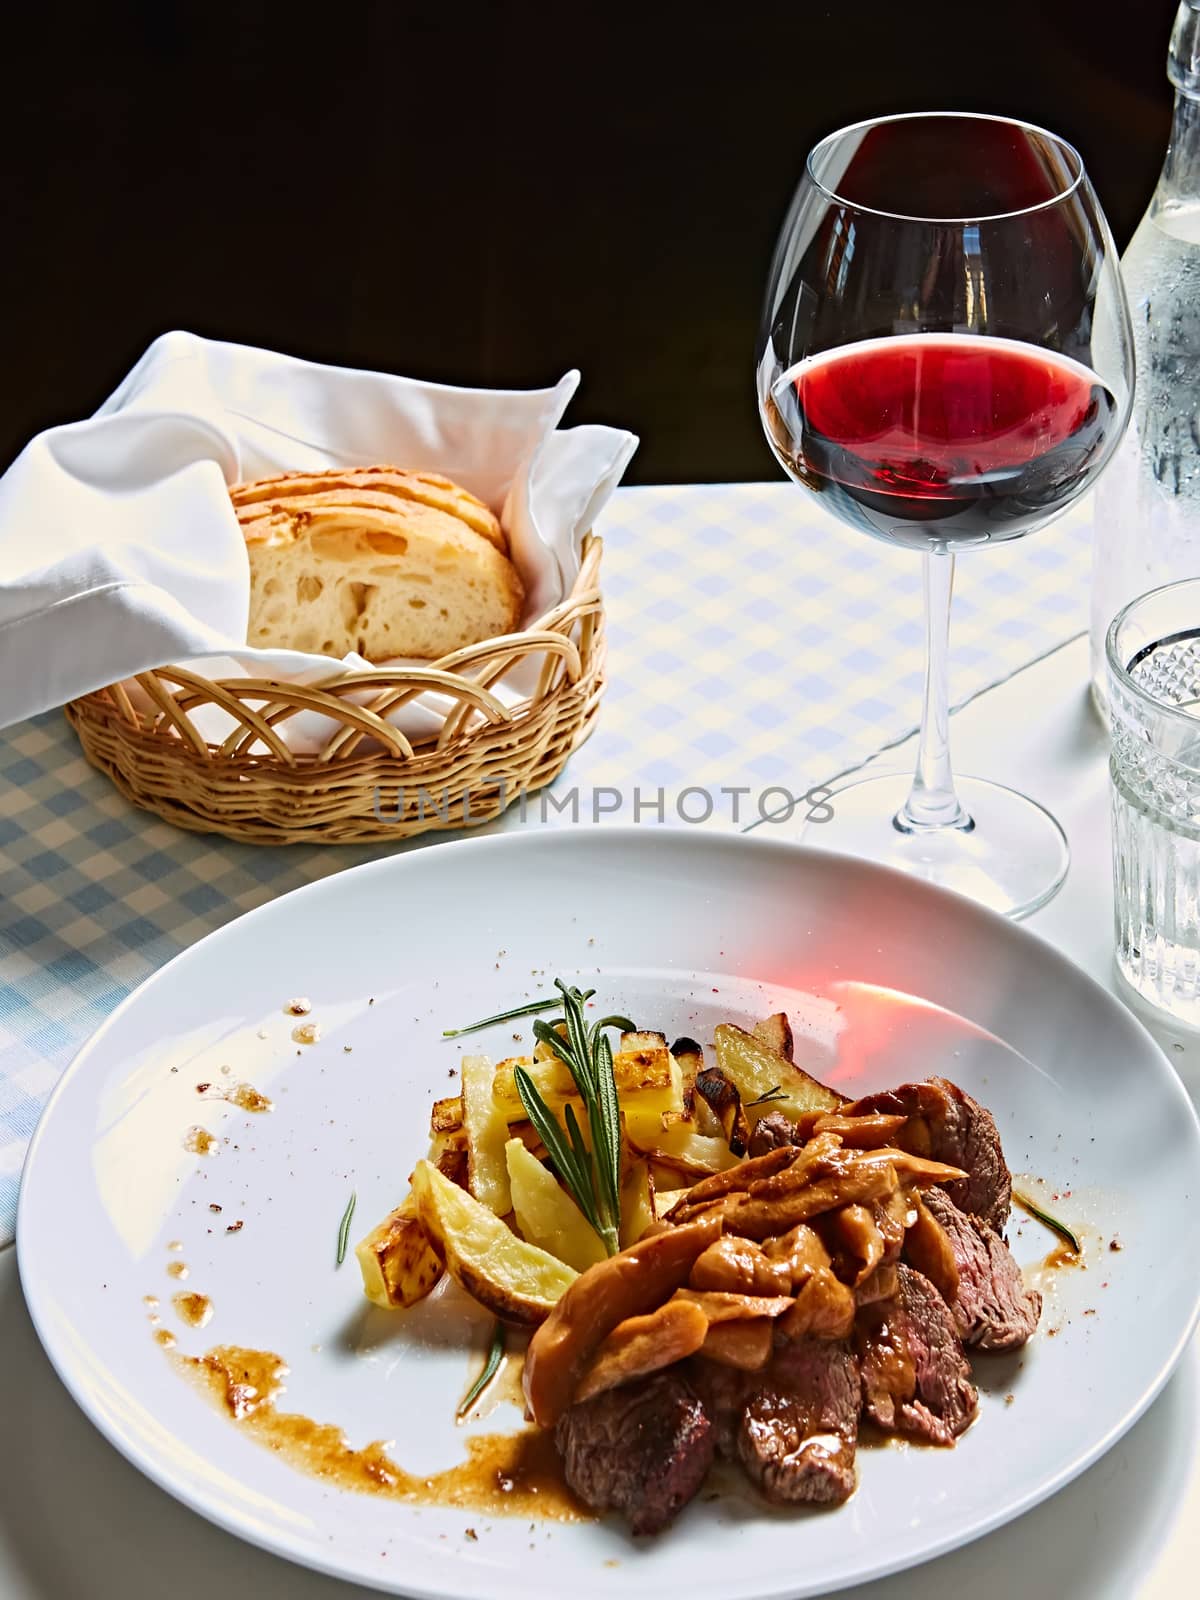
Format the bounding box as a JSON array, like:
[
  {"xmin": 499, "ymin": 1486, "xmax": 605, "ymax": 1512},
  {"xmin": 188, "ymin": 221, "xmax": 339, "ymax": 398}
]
[{"xmin": 65, "ymin": 534, "xmax": 604, "ymax": 845}]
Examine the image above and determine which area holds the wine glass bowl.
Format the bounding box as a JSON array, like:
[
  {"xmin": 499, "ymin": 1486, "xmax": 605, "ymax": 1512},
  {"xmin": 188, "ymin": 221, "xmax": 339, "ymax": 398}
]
[
  {"xmin": 757, "ymin": 112, "xmax": 1134, "ymax": 915},
  {"xmin": 762, "ymin": 333, "xmax": 1123, "ymax": 552}
]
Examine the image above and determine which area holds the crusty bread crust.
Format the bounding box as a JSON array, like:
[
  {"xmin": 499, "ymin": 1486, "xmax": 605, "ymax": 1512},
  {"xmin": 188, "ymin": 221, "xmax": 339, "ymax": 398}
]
[
  {"xmin": 231, "ymin": 466, "xmax": 523, "ymax": 662},
  {"xmin": 232, "ymin": 466, "xmax": 506, "ymax": 553}
]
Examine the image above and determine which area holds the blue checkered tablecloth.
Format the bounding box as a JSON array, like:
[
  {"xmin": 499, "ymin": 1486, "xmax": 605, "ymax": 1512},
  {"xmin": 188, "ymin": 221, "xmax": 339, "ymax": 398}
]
[{"xmin": 0, "ymin": 483, "xmax": 1094, "ymax": 1242}]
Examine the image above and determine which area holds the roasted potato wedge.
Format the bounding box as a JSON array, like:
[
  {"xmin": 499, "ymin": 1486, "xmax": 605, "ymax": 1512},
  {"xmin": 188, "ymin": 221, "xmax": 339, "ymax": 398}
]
[
  {"xmin": 461, "ymin": 1054, "xmax": 512, "ymax": 1216},
  {"xmin": 429, "ymin": 1126, "xmax": 468, "ymax": 1162},
  {"xmin": 506, "ymin": 1118, "xmax": 548, "ymax": 1161},
  {"xmin": 433, "ymin": 1144, "xmax": 469, "ymax": 1189},
  {"xmin": 619, "ymin": 1029, "xmax": 669, "ymax": 1054},
  {"xmin": 430, "ymin": 1095, "xmax": 464, "ymax": 1135},
  {"xmin": 626, "ymin": 1121, "xmax": 742, "ymax": 1178},
  {"xmin": 653, "ymin": 1184, "xmax": 692, "ymax": 1221},
  {"xmin": 355, "ymin": 1195, "xmax": 443, "ymax": 1310},
  {"xmin": 752, "ymin": 1011, "xmax": 795, "ymax": 1062},
  {"xmin": 533, "ymin": 1021, "xmax": 569, "ymax": 1062},
  {"xmin": 412, "ymin": 1158, "xmax": 577, "ymax": 1325},
  {"xmin": 354, "ymin": 1138, "xmax": 468, "ymax": 1310},
  {"xmin": 619, "ymin": 1158, "xmax": 657, "ymax": 1247},
  {"xmin": 506, "ymin": 1138, "xmax": 606, "ymax": 1273},
  {"xmin": 714, "ymin": 1024, "xmax": 845, "ymax": 1122},
  {"xmin": 616, "ymin": 1047, "xmax": 686, "ymax": 1144},
  {"xmin": 671, "ymin": 1036, "xmax": 723, "ymax": 1137},
  {"xmin": 491, "ymin": 1048, "xmax": 684, "ymax": 1146}
]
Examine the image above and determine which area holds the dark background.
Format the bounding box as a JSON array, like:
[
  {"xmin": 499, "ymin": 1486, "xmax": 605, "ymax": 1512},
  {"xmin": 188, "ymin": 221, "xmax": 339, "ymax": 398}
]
[{"xmin": 2, "ymin": 0, "xmax": 1181, "ymax": 483}]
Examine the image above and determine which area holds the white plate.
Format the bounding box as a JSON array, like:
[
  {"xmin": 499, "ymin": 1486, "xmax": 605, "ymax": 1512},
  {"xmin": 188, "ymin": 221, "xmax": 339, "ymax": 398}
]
[{"xmin": 17, "ymin": 829, "xmax": 1200, "ymax": 1600}]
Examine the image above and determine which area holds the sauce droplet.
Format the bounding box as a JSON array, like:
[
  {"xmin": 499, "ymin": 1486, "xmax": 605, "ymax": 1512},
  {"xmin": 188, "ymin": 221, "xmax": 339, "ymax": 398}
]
[
  {"xmin": 167, "ymin": 1240, "xmax": 183, "ymax": 1252},
  {"xmin": 292, "ymin": 1023, "xmax": 321, "ymax": 1046},
  {"xmin": 1043, "ymin": 1242, "xmax": 1083, "ymax": 1270},
  {"xmin": 173, "ymin": 1292, "xmax": 213, "ymax": 1329},
  {"xmin": 229, "ymin": 1082, "xmax": 273, "ymax": 1113},
  {"xmin": 184, "ymin": 1126, "xmax": 218, "ymax": 1156},
  {"xmin": 166, "ymin": 1261, "xmax": 189, "ymax": 1281},
  {"xmin": 155, "ymin": 1328, "xmax": 177, "ymax": 1348},
  {"xmin": 143, "ymin": 1294, "xmax": 159, "ymax": 1309}
]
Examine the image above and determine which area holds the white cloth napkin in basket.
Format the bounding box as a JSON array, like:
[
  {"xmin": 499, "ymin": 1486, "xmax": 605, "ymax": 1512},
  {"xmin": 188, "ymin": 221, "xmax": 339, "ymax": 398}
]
[{"xmin": 0, "ymin": 331, "xmax": 638, "ymax": 741}]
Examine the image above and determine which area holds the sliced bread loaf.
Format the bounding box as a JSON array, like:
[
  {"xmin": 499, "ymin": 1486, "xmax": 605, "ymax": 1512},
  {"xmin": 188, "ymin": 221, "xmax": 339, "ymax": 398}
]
[{"xmin": 232, "ymin": 467, "xmax": 524, "ymax": 661}]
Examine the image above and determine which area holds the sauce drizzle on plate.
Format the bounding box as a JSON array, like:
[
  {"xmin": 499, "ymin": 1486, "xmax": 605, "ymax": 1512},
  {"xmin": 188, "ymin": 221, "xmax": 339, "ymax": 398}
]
[{"xmin": 177, "ymin": 1344, "xmax": 588, "ymax": 1521}]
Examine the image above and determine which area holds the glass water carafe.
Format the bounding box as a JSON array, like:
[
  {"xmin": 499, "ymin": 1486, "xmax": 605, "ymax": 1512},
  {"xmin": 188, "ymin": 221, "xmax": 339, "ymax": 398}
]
[{"xmin": 1091, "ymin": 0, "xmax": 1200, "ymax": 714}]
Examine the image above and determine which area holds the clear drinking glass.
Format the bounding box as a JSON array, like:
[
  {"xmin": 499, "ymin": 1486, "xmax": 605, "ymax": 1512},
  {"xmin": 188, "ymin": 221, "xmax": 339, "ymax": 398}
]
[
  {"xmin": 758, "ymin": 112, "xmax": 1134, "ymax": 917},
  {"xmin": 1108, "ymin": 577, "xmax": 1200, "ymax": 1023}
]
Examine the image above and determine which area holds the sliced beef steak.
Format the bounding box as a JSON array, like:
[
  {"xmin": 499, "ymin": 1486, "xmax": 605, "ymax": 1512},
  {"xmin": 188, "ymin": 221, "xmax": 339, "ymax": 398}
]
[
  {"xmin": 689, "ymin": 1357, "xmax": 753, "ymax": 1460},
  {"xmin": 692, "ymin": 1339, "xmax": 860, "ymax": 1506},
  {"xmin": 555, "ymin": 1371, "xmax": 714, "ymax": 1535},
  {"xmin": 921, "ymin": 1187, "xmax": 1041, "ymax": 1351},
  {"xmin": 843, "ymin": 1077, "xmax": 1011, "ymax": 1231},
  {"xmin": 858, "ymin": 1264, "xmax": 977, "ymax": 1446},
  {"xmin": 739, "ymin": 1339, "xmax": 860, "ymax": 1505}
]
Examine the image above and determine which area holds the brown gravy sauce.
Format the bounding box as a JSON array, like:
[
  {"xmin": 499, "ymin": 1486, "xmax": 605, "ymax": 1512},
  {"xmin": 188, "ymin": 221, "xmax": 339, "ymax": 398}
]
[
  {"xmin": 184, "ymin": 1126, "xmax": 219, "ymax": 1155},
  {"xmin": 1042, "ymin": 1242, "xmax": 1083, "ymax": 1271},
  {"xmin": 173, "ymin": 1291, "xmax": 213, "ymax": 1329},
  {"xmin": 177, "ymin": 1345, "xmax": 587, "ymax": 1521},
  {"xmin": 199, "ymin": 1081, "xmax": 273, "ymax": 1113},
  {"xmin": 227, "ymin": 1082, "xmax": 273, "ymax": 1113}
]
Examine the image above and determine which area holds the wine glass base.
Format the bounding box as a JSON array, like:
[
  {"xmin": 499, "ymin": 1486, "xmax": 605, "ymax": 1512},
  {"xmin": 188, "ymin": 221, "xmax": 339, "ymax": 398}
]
[{"xmin": 798, "ymin": 773, "xmax": 1069, "ymax": 920}]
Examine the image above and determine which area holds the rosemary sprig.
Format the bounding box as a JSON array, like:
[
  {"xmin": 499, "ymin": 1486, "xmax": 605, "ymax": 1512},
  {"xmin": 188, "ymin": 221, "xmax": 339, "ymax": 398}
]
[
  {"xmin": 442, "ymin": 995, "xmax": 576, "ymax": 1038},
  {"xmin": 336, "ymin": 1189, "xmax": 357, "ymax": 1266},
  {"xmin": 513, "ymin": 980, "xmax": 633, "ymax": 1257},
  {"xmin": 1013, "ymin": 1190, "xmax": 1081, "ymax": 1255},
  {"xmin": 457, "ymin": 1321, "xmax": 506, "ymax": 1418},
  {"xmin": 747, "ymin": 1084, "xmax": 787, "ymax": 1107}
]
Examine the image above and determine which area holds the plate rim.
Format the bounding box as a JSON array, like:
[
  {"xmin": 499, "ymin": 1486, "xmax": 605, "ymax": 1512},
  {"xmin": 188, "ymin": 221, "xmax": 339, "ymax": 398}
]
[{"xmin": 16, "ymin": 825, "xmax": 1200, "ymax": 1599}]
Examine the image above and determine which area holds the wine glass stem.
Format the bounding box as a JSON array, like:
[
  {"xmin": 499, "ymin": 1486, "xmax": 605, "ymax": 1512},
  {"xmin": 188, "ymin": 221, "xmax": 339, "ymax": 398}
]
[{"xmin": 896, "ymin": 548, "xmax": 972, "ymax": 834}]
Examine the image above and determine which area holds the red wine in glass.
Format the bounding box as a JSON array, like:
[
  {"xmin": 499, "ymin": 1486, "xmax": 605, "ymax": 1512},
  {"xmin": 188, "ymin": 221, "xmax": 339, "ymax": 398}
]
[
  {"xmin": 767, "ymin": 333, "xmax": 1119, "ymax": 549},
  {"xmin": 756, "ymin": 112, "xmax": 1133, "ymax": 918}
]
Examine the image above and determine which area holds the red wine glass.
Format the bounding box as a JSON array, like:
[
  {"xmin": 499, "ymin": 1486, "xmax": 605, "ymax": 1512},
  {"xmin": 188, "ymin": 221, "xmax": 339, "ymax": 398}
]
[{"xmin": 757, "ymin": 112, "xmax": 1133, "ymax": 917}]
